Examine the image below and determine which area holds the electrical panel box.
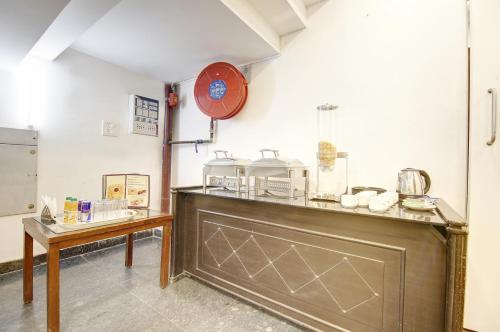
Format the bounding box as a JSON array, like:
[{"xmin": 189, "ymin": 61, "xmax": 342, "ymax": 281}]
[
  {"xmin": 0, "ymin": 127, "xmax": 38, "ymax": 217},
  {"xmin": 129, "ymin": 95, "xmax": 159, "ymax": 136}
]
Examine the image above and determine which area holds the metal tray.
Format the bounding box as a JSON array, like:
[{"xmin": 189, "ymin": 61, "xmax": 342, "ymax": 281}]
[{"xmin": 54, "ymin": 210, "xmax": 137, "ymax": 230}]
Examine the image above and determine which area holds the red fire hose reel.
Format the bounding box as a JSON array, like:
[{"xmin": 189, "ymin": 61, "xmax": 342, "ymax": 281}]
[{"xmin": 194, "ymin": 62, "xmax": 248, "ymax": 120}]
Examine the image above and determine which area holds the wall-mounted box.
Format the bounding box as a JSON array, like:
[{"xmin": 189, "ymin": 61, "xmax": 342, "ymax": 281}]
[{"xmin": 0, "ymin": 127, "xmax": 38, "ymax": 217}]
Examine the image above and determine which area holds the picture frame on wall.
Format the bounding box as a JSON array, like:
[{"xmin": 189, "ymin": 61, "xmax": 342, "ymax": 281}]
[{"xmin": 102, "ymin": 174, "xmax": 150, "ymax": 209}]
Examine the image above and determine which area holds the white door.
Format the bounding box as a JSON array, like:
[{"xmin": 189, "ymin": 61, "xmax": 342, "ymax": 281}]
[{"xmin": 466, "ymin": 0, "xmax": 500, "ymax": 330}]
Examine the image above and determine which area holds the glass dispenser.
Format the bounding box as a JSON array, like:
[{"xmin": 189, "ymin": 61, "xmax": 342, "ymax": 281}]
[
  {"xmin": 317, "ymin": 104, "xmax": 338, "ymax": 172},
  {"xmin": 314, "ymin": 104, "xmax": 348, "ymax": 201}
]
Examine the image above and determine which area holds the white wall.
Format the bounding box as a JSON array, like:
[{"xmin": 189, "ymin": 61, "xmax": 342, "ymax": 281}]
[
  {"xmin": 172, "ymin": 0, "xmax": 468, "ymax": 214},
  {"xmin": 0, "ymin": 49, "xmax": 164, "ymax": 263},
  {"xmin": 0, "ymin": 70, "xmax": 25, "ymax": 128}
]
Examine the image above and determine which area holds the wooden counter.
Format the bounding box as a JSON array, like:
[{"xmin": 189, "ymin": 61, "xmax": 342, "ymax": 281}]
[{"xmin": 170, "ymin": 188, "xmax": 467, "ymax": 332}]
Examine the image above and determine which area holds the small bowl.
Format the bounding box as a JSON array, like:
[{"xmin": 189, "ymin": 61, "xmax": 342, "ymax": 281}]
[
  {"xmin": 369, "ymin": 196, "xmax": 390, "ymax": 213},
  {"xmin": 355, "ymin": 191, "xmax": 378, "ymax": 207},
  {"xmin": 351, "ymin": 186, "xmax": 386, "ymax": 195},
  {"xmin": 341, "ymin": 194, "xmax": 358, "ymax": 208}
]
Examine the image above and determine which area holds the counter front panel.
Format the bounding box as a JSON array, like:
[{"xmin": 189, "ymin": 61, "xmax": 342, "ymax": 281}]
[
  {"xmin": 174, "ymin": 190, "xmax": 450, "ymax": 332},
  {"xmin": 197, "ymin": 210, "xmax": 403, "ymax": 331}
]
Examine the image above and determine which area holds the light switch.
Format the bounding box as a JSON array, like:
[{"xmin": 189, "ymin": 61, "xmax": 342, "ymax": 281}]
[{"xmin": 102, "ymin": 121, "xmax": 119, "ymax": 137}]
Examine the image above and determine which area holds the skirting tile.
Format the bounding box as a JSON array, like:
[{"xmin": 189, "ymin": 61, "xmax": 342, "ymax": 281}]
[{"xmin": 0, "ymin": 230, "xmax": 153, "ymax": 275}]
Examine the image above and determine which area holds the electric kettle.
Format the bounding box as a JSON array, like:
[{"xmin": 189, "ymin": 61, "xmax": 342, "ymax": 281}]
[{"xmin": 397, "ymin": 168, "xmax": 431, "ymax": 198}]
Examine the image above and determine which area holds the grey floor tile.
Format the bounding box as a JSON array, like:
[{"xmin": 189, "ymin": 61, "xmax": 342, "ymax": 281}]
[
  {"xmin": 198, "ymin": 300, "xmax": 308, "ymax": 332},
  {"xmin": 0, "ymin": 237, "xmax": 306, "ymax": 332},
  {"xmin": 121, "ymin": 276, "xmax": 237, "ymax": 330},
  {"xmin": 0, "ymin": 267, "xmax": 47, "ymax": 326},
  {"xmin": 82, "ymin": 243, "xmax": 139, "ymax": 282},
  {"xmin": 83, "ymin": 237, "xmax": 163, "ymax": 282},
  {"xmin": 59, "ymin": 284, "xmax": 180, "ymax": 332},
  {"xmin": 36, "ymin": 255, "xmax": 128, "ymax": 305},
  {"xmin": 127, "ymin": 237, "xmax": 163, "ymax": 280},
  {"xmin": 2, "ymin": 308, "xmax": 45, "ymax": 332}
]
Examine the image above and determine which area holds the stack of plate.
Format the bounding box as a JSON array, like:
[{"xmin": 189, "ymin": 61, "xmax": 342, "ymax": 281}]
[{"xmin": 402, "ymin": 198, "xmax": 436, "ymax": 211}]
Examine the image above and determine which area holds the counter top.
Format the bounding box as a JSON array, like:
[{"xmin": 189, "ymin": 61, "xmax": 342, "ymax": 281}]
[{"xmin": 175, "ymin": 187, "xmax": 466, "ymax": 227}]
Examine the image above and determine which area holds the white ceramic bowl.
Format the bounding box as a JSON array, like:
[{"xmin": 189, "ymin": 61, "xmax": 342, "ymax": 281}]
[
  {"xmin": 355, "ymin": 191, "xmax": 377, "ymax": 207},
  {"xmin": 341, "ymin": 194, "xmax": 359, "ymax": 208},
  {"xmin": 378, "ymin": 191, "xmax": 399, "ymax": 206},
  {"xmin": 369, "ymin": 196, "xmax": 390, "ymax": 212}
]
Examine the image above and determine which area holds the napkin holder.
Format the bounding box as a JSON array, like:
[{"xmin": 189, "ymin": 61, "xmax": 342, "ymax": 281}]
[{"xmin": 41, "ymin": 205, "xmax": 55, "ymax": 225}]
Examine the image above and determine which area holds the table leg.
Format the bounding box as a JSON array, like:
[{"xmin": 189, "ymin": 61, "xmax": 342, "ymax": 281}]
[
  {"xmin": 160, "ymin": 225, "xmax": 171, "ymax": 288},
  {"xmin": 125, "ymin": 233, "xmax": 134, "ymax": 267},
  {"xmin": 47, "ymin": 246, "xmax": 60, "ymax": 332},
  {"xmin": 23, "ymin": 230, "xmax": 33, "ymax": 304}
]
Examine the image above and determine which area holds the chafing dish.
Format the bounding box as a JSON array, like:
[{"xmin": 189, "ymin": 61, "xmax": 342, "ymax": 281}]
[
  {"xmin": 247, "ymin": 149, "xmax": 309, "ymax": 198},
  {"xmin": 203, "ymin": 150, "xmax": 250, "ymax": 192}
]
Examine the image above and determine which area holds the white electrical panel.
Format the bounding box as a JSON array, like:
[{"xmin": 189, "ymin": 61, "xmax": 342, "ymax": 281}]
[
  {"xmin": 0, "ymin": 127, "xmax": 38, "ymax": 217},
  {"xmin": 129, "ymin": 95, "xmax": 159, "ymax": 136}
]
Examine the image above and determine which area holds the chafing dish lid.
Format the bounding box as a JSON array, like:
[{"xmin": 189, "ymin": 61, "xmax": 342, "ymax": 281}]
[
  {"xmin": 249, "ymin": 149, "xmax": 305, "ymax": 168},
  {"xmin": 205, "ymin": 150, "xmax": 250, "ymax": 166}
]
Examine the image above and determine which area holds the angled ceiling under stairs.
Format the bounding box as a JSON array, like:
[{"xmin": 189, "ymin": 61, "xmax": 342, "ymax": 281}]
[{"xmin": 0, "ymin": 0, "xmax": 327, "ymax": 82}]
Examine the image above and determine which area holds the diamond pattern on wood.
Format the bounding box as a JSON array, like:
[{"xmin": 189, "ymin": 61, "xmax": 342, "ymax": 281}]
[{"xmin": 203, "ymin": 221, "xmax": 380, "ymax": 314}]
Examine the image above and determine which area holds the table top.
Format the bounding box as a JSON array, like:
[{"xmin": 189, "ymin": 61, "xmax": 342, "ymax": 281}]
[
  {"xmin": 23, "ymin": 210, "xmax": 172, "ymax": 245},
  {"xmin": 176, "ymin": 188, "xmax": 466, "ymax": 227}
]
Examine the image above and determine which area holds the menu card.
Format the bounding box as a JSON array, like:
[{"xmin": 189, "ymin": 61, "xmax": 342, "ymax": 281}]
[{"xmin": 102, "ymin": 174, "xmax": 150, "ymax": 209}]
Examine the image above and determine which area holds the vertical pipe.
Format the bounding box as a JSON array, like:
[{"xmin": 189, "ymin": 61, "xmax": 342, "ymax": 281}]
[{"xmin": 161, "ymin": 84, "xmax": 174, "ymax": 213}]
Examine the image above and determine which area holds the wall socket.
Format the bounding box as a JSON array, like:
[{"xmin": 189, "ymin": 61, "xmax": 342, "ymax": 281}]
[{"xmin": 102, "ymin": 121, "xmax": 119, "ymax": 137}]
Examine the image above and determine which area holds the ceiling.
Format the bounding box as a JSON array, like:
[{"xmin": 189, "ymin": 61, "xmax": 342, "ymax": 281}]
[
  {"xmin": 71, "ymin": 0, "xmax": 279, "ymax": 83},
  {"xmin": 28, "ymin": 0, "xmax": 122, "ymax": 61},
  {"xmin": 0, "ymin": 0, "xmax": 69, "ymax": 70},
  {"xmin": 1, "ymin": 0, "xmax": 326, "ymax": 82},
  {"xmin": 248, "ymin": 0, "xmax": 307, "ymax": 36},
  {"xmin": 303, "ymin": 0, "xmax": 325, "ymax": 6}
]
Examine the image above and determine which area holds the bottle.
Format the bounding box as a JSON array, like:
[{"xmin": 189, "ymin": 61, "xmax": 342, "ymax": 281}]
[{"xmin": 63, "ymin": 197, "xmax": 72, "ymax": 224}]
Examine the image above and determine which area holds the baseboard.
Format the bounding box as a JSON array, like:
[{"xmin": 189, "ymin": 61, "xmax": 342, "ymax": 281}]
[
  {"xmin": 154, "ymin": 228, "xmax": 163, "ymax": 237},
  {"xmin": 0, "ymin": 229, "xmax": 154, "ymax": 275}
]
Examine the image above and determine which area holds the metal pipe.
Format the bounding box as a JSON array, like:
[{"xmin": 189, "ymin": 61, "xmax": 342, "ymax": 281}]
[
  {"xmin": 168, "ymin": 117, "xmax": 216, "ymax": 153},
  {"xmin": 169, "ymin": 139, "xmax": 211, "ymax": 145},
  {"xmin": 160, "ymin": 84, "xmax": 174, "ymax": 213}
]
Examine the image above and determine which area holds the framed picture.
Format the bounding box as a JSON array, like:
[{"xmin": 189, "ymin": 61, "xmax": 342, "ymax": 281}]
[{"xmin": 102, "ymin": 174, "xmax": 150, "ymax": 209}]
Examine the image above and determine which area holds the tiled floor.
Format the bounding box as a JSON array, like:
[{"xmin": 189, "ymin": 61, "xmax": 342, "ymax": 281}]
[{"xmin": 0, "ymin": 237, "xmax": 307, "ymax": 331}]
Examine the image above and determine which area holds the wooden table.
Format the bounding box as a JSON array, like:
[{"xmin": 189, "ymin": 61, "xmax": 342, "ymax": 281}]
[{"xmin": 22, "ymin": 210, "xmax": 173, "ymax": 332}]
